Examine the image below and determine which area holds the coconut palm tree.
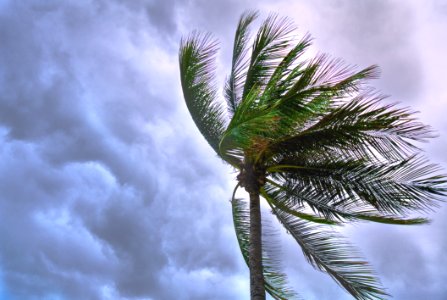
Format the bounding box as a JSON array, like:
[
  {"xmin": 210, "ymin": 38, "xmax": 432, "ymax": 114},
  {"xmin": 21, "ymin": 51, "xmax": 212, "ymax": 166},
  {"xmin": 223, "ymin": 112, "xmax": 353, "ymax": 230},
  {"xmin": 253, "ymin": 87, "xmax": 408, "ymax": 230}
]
[{"xmin": 179, "ymin": 11, "xmax": 446, "ymax": 300}]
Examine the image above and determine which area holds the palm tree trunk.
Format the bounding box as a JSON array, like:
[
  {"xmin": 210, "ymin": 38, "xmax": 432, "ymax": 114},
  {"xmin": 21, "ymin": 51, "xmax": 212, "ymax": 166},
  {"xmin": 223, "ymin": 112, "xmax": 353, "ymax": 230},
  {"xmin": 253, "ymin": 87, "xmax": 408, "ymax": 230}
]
[
  {"xmin": 249, "ymin": 188, "xmax": 265, "ymax": 299},
  {"xmin": 241, "ymin": 162, "xmax": 265, "ymax": 299}
]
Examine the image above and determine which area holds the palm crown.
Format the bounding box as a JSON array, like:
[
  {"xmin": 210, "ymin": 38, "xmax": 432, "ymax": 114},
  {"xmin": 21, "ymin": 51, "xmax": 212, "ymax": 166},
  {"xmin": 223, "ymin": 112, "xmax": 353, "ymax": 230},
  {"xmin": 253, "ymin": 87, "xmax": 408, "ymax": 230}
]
[{"xmin": 179, "ymin": 11, "xmax": 446, "ymax": 300}]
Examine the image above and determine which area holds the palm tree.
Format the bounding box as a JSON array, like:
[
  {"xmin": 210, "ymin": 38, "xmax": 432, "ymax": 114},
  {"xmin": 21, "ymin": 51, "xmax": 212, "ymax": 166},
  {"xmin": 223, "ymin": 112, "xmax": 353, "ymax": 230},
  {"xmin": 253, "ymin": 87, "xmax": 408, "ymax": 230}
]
[{"xmin": 179, "ymin": 11, "xmax": 446, "ymax": 300}]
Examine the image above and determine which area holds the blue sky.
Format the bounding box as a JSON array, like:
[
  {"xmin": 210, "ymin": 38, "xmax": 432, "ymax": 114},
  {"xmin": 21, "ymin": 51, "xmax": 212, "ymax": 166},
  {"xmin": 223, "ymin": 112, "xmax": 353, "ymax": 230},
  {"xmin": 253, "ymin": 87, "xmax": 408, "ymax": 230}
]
[{"xmin": 1, "ymin": 1, "xmax": 447, "ymax": 299}]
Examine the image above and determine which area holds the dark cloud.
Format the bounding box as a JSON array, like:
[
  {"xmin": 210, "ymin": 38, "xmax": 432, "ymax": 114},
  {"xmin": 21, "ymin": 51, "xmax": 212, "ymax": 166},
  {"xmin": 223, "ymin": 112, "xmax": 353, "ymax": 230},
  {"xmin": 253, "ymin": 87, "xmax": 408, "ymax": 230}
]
[{"xmin": 0, "ymin": 1, "xmax": 245, "ymax": 299}]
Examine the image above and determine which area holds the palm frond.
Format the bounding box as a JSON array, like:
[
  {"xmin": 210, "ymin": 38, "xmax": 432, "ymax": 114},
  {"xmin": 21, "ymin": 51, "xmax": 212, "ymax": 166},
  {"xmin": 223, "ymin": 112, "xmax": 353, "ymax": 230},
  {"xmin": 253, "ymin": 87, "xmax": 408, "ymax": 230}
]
[
  {"xmin": 179, "ymin": 32, "xmax": 227, "ymax": 156},
  {"xmin": 255, "ymin": 58, "xmax": 379, "ymax": 161},
  {"xmin": 243, "ymin": 14, "xmax": 296, "ymax": 99},
  {"xmin": 261, "ymin": 34, "xmax": 313, "ymax": 106},
  {"xmin": 264, "ymin": 55, "xmax": 378, "ymax": 124},
  {"xmin": 270, "ymin": 205, "xmax": 388, "ymax": 300},
  {"xmin": 261, "ymin": 187, "xmax": 339, "ymax": 225},
  {"xmin": 265, "ymin": 179, "xmax": 430, "ymax": 225},
  {"xmin": 270, "ymin": 90, "xmax": 434, "ymax": 163},
  {"xmin": 267, "ymin": 155, "xmax": 446, "ymax": 215},
  {"xmin": 225, "ymin": 11, "xmax": 258, "ymax": 114},
  {"xmin": 220, "ymin": 86, "xmax": 283, "ymax": 162},
  {"xmin": 284, "ymin": 58, "xmax": 378, "ymax": 100}
]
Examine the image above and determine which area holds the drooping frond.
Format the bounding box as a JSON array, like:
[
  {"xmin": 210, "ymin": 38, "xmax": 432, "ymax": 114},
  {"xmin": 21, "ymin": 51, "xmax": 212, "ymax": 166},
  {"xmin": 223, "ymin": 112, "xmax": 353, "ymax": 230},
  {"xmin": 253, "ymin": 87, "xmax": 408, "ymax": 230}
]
[
  {"xmin": 270, "ymin": 205, "xmax": 388, "ymax": 300},
  {"xmin": 231, "ymin": 187, "xmax": 299, "ymax": 299},
  {"xmin": 225, "ymin": 11, "xmax": 258, "ymax": 114},
  {"xmin": 267, "ymin": 155, "xmax": 446, "ymax": 216},
  {"xmin": 179, "ymin": 32, "xmax": 227, "ymax": 156},
  {"xmin": 261, "ymin": 187, "xmax": 340, "ymax": 225},
  {"xmin": 264, "ymin": 179, "xmax": 430, "ymax": 225}
]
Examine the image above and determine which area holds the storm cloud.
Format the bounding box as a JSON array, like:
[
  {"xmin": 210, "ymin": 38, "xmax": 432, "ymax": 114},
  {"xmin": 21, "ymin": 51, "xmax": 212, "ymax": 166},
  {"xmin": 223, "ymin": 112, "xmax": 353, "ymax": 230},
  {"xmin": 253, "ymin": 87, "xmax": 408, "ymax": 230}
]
[{"xmin": 0, "ymin": 1, "xmax": 446, "ymax": 299}]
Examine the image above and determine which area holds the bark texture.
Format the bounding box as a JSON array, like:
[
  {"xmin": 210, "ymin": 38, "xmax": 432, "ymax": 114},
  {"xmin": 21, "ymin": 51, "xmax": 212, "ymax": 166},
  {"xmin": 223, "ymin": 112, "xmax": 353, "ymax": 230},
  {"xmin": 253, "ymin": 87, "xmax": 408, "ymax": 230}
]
[
  {"xmin": 249, "ymin": 190, "xmax": 265, "ymax": 300},
  {"xmin": 244, "ymin": 162, "xmax": 266, "ymax": 300}
]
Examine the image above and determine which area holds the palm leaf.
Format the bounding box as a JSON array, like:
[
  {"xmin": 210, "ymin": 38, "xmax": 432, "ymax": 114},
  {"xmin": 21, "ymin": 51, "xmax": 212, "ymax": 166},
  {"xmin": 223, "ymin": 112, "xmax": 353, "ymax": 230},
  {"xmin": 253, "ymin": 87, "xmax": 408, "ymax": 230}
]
[
  {"xmin": 261, "ymin": 187, "xmax": 339, "ymax": 225},
  {"xmin": 243, "ymin": 14, "xmax": 296, "ymax": 99},
  {"xmin": 260, "ymin": 33, "xmax": 313, "ymax": 106},
  {"xmin": 270, "ymin": 205, "xmax": 388, "ymax": 300},
  {"xmin": 220, "ymin": 85, "xmax": 284, "ymax": 162},
  {"xmin": 179, "ymin": 32, "xmax": 227, "ymax": 156},
  {"xmin": 271, "ymin": 90, "xmax": 434, "ymax": 163},
  {"xmin": 268, "ymin": 155, "xmax": 446, "ymax": 215},
  {"xmin": 225, "ymin": 11, "xmax": 258, "ymax": 114},
  {"xmin": 265, "ymin": 179, "xmax": 430, "ymax": 225}
]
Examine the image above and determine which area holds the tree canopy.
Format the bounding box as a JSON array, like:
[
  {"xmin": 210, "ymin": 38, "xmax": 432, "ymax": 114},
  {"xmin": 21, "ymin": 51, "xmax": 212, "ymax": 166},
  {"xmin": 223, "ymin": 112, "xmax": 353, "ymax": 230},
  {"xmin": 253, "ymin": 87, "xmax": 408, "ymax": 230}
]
[{"xmin": 179, "ymin": 11, "xmax": 446, "ymax": 299}]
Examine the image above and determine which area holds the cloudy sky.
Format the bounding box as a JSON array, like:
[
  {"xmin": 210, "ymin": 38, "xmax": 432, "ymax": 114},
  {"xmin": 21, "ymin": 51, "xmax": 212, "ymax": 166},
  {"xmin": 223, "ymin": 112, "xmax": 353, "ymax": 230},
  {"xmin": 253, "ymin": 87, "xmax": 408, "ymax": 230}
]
[{"xmin": 1, "ymin": 0, "xmax": 447, "ymax": 299}]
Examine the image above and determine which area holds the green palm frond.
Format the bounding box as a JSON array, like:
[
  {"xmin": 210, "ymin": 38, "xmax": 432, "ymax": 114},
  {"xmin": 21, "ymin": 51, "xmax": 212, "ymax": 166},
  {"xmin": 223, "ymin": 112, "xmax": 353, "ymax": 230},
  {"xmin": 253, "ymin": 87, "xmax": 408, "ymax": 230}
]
[
  {"xmin": 219, "ymin": 85, "xmax": 270, "ymax": 159},
  {"xmin": 243, "ymin": 14, "xmax": 296, "ymax": 99},
  {"xmin": 270, "ymin": 90, "xmax": 433, "ymax": 163},
  {"xmin": 261, "ymin": 33, "xmax": 312, "ymax": 105},
  {"xmin": 179, "ymin": 32, "xmax": 227, "ymax": 156},
  {"xmin": 225, "ymin": 11, "xmax": 258, "ymax": 114},
  {"xmin": 220, "ymin": 87, "xmax": 285, "ymax": 163},
  {"xmin": 231, "ymin": 185, "xmax": 299, "ymax": 299},
  {"xmin": 265, "ymin": 179, "xmax": 430, "ymax": 225},
  {"xmin": 282, "ymin": 57, "xmax": 378, "ymax": 104},
  {"xmin": 273, "ymin": 65, "xmax": 379, "ymax": 136},
  {"xmin": 261, "ymin": 187, "xmax": 339, "ymax": 225},
  {"xmin": 268, "ymin": 155, "xmax": 446, "ymax": 215},
  {"xmin": 270, "ymin": 206, "xmax": 388, "ymax": 300}
]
